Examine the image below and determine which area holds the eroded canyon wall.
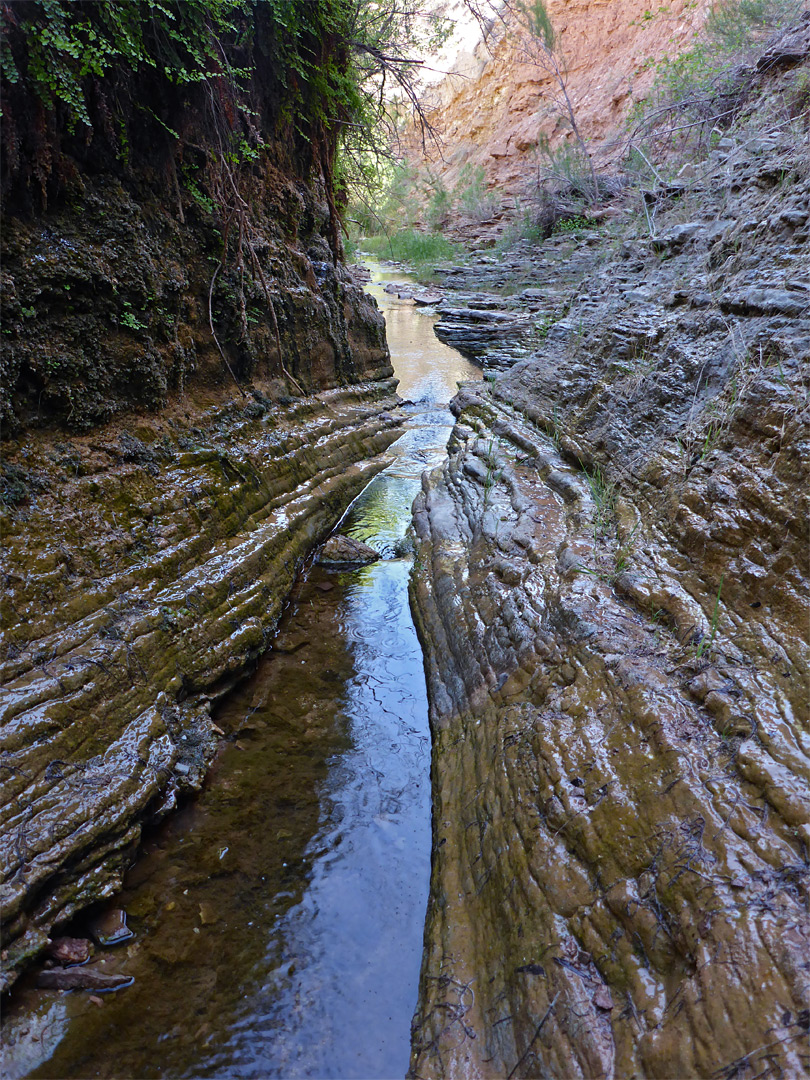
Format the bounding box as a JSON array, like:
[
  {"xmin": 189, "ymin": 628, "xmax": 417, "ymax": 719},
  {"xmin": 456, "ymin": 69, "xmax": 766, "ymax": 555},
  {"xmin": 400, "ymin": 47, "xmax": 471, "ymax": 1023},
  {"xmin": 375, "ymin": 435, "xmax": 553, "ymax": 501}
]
[
  {"xmin": 418, "ymin": 0, "xmax": 710, "ymax": 197},
  {"xmin": 0, "ymin": 4, "xmax": 400, "ymax": 988},
  {"xmin": 409, "ymin": 20, "xmax": 810, "ymax": 1079}
]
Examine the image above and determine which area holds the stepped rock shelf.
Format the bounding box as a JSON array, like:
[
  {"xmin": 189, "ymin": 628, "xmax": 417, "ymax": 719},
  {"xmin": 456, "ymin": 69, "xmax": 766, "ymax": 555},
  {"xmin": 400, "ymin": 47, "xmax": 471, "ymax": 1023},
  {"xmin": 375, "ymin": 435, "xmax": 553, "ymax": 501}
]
[
  {"xmin": 0, "ymin": 379, "xmax": 402, "ymax": 990},
  {"xmin": 407, "ymin": 58, "xmax": 810, "ymax": 1080}
]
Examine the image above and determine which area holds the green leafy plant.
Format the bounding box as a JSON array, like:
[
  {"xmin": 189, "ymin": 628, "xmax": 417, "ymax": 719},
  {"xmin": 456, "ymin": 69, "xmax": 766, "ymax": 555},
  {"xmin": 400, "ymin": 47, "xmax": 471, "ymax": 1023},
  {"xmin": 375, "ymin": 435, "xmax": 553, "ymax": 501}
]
[
  {"xmin": 455, "ymin": 163, "xmax": 497, "ymax": 223},
  {"xmin": 119, "ymin": 301, "xmax": 146, "ymax": 332},
  {"xmin": 552, "ymin": 214, "xmax": 590, "ymax": 234},
  {"xmin": 696, "ymin": 574, "xmax": 724, "ymax": 660},
  {"xmin": 582, "ymin": 464, "xmax": 616, "ymax": 536},
  {"xmin": 1, "ymin": 0, "xmax": 248, "ymax": 132},
  {"xmin": 360, "ymin": 228, "xmax": 464, "ymax": 271},
  {"xmin": 534, "ymin": 314, "xmax": 557, "ymax": 342}
]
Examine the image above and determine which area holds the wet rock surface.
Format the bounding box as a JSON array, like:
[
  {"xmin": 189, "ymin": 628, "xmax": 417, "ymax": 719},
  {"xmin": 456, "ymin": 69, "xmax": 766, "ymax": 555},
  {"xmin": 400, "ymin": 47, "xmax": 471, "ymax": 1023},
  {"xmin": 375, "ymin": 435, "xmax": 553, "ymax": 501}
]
[
  {"xmin": 89, "ymin": 909, "xmax": 132, "ymax": 948},
  {"xmin": 408, "ymin": 54, "xmax": 810, "ymax": 1080},
  {"xmin": 36, "ymin": 967, "xmax": 131, "ymax": 993},
  {"xmin": 1, "ymin": 129, "xmax": 402, "ymax": 990},
  {"xmin": 44, "ymin": 938, "xmax": 92, "ymax": 967},
  {"xmin": 0, "ymin": 378, "xmax": 402, "ymax": 990},
  {"xmin": 316, "ymin": 532, "xmax": 381, "ymax": 567},
  {"xmin": 0, "ymin": 264, "xmax": 469, "ymax": 1080}
]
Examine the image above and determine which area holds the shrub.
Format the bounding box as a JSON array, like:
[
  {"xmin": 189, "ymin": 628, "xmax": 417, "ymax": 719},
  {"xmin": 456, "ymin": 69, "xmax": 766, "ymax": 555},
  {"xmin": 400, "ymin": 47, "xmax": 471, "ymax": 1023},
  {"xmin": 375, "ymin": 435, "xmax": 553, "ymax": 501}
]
[
  {"xmin": 706, "ymin": 0, "xmax": 806, "ymax": 49},
  {"xmin": 455, "ymin": 163, "xmax": 498, "ymax": 222},
  {"xmin": 628, "ymin": 0, "xmax": 808, "ymax": 158},
  {"xmin": 359, "ymin": 228, "xmax": 464, "ymax": 269},
  {"xmin": 426, "ymin": 180, "xmax": 452, "ymax": 228}
]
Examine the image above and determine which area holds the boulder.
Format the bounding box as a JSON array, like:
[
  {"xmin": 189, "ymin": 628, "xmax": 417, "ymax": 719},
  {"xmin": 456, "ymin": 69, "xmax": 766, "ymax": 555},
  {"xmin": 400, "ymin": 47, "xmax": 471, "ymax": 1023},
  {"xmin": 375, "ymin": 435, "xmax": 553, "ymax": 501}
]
[{"xmin": 317, "ymin": 534, "xmax": 381, "ymax": 567}]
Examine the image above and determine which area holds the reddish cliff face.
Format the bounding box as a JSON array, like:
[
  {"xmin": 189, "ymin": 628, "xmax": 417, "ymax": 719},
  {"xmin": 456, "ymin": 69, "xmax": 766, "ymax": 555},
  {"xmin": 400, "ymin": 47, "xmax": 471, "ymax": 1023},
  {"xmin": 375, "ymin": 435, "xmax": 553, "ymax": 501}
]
[{"xmin": 416, "ymin": 0, "xmax": 710, "ymax": 197}]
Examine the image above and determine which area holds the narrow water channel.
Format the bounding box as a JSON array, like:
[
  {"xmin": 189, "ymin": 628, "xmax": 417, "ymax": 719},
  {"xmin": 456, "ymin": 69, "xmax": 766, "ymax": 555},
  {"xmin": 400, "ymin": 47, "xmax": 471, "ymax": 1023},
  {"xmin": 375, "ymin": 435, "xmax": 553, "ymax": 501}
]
[{"xmin": 3, "ymin": 262, "xmax": 479, "ymax": 1080}]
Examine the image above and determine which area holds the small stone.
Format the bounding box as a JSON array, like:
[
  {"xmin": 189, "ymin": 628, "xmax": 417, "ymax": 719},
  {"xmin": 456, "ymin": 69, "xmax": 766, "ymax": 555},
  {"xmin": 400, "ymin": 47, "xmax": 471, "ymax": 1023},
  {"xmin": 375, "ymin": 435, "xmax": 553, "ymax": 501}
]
[
  {"xmin": 199, "ymin": 902, "xmax": 218, "ymax": 926},
  {"xmin": 411, "ymin": 287, "xmax": 445, "ymax": 306},
  {"xmin": 90, "ymin": 908, "xmax": 133, "ymax": 947},
  {"xmin": 594, "ymin": 986, "xmax": 614, "ymax": 1011},
  {"xmin": 46, "ymin": 937, "xmax": 93, "ymax": 966},
  {"xmin": 688, "ymin": 668, "xmax": 726, "ymax": 701},
  {"xmin": 317, "ymin": 534, "xmax": 381, "ymax": 568}
]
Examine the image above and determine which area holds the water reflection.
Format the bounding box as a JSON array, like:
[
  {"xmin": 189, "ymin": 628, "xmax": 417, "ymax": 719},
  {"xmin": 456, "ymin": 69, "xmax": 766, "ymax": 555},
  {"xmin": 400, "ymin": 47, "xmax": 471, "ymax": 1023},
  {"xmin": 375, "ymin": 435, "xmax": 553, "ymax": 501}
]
[
  {"xmin": 4, "ymin": 260, "xmax": 479, "ymax": 1080},
  {"xmin": 219, "ymin": 561, "xmax": 432, "ymax": 1079}
]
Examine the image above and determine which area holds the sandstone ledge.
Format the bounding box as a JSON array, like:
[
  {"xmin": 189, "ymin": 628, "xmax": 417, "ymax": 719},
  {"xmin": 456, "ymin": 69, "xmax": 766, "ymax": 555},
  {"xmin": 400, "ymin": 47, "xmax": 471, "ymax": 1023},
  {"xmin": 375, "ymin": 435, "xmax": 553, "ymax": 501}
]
[{"xmin": 0, "ymin": 379, "xmax": 402, "ymax": 989}]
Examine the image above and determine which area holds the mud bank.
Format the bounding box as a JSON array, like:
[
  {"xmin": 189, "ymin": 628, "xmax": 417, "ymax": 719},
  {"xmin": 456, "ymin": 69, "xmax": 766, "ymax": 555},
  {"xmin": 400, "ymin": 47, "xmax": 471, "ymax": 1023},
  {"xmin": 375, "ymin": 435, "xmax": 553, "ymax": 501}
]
[{"xmin": 408, "ymin": 33, "xmax": 810, "ymax": 1080}]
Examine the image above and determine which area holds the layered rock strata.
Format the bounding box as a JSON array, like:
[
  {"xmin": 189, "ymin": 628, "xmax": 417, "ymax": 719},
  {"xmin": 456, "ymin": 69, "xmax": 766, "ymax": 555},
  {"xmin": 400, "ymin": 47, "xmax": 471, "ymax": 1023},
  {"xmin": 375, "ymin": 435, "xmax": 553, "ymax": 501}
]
[
  {"xmin": 0, "ymin": 8, "xmax": 401, "ymax": 988},
  {"xmin": 408, "ymin": 50, "xmax": 810, "ymax": 1080},
  {"xmin": 414, "ymin": 0, "xmax": 708, "ymax": 199},
  {"xmin": 0, "ymin": 379, "xmax": 401, "ymax": 990}
]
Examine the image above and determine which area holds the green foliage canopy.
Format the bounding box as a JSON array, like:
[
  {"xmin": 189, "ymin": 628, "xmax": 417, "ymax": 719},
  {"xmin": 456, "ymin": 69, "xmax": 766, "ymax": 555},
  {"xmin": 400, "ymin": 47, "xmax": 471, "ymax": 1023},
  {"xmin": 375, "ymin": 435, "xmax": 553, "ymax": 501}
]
[
  {"xmin": 1, "ymin": 0, "xmax": 248, "ymax": 131},
  {"xmin": 1, "ymin": 0, "xmax": 447, "ymax": 157}
]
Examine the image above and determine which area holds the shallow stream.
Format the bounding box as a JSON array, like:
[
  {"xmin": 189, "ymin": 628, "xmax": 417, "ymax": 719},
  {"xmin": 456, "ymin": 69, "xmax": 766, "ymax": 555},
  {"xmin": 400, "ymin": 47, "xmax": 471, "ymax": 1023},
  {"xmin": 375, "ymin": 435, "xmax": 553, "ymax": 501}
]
[{"xmin": 3, "ymin": 262, "xmax": 478, "ymax": 1079}]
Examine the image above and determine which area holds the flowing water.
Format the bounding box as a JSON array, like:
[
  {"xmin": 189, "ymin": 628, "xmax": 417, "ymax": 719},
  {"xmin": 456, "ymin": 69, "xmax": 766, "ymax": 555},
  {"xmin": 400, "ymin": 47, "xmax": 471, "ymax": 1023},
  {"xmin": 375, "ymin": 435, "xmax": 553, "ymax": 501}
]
[{"xmin": 2, "ymin": 262, "xmax": 479, "ymax": 1080}]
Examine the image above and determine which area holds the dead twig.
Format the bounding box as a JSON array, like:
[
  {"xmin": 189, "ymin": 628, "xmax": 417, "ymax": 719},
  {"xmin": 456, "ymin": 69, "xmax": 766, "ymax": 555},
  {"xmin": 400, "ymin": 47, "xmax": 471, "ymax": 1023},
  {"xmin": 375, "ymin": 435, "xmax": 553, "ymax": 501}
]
[{"xmin": 507, "ymin": 992, "xmax": 560, "ymax": 1079}]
